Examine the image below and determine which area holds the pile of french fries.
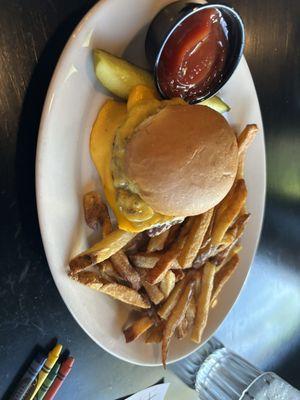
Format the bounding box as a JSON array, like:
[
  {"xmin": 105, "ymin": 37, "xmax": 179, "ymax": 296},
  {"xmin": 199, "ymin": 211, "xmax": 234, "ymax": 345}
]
[{"xmin": 69, "ymin": 124, "xmax": 258, "ymax": 367}]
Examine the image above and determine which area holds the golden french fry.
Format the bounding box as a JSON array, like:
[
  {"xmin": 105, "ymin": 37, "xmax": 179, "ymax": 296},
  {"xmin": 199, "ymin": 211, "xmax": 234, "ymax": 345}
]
[
  {"xmin": 191, "ymin": 262, "xmax": 216, "ymax": 343},
  {"xmin": 238, "ymin": 124, "xmax": 258, "ymax": 155},
  {"xmin": 158, "ymin": 278, "xmax": 187, "ymax": 320},
  {"xmin": 124, "ymin": 233, "xmax": 148, "ymax": 254},
  {"xmin": 83, "ymin": 191, "xmax": 103, "ymax": 230},
  {"xmin": 69, "ymin": 230, "xmax": 136, "ymax": 274},
  {"xmin": 146, "ymin": 247, "xmax": 179, "ymax": 285},
  {"xmin": 175, "ymin": 318, "xmax": 189, "ymax": 340},
  {"xmin": 146, "ymin": 222, "xmax": 190, "ymax": 285},
  {"xmin": 144, "ymin": 282, "xmax": 165, "ymax": 305},
  {"xmin": 211, "ymin": 180, "xmax": 247, "ymax": 246},
  {"xmin": 194, "ymin": 271, "xmax": 202, "ymax": 299},
  {"xmin": 211, "ymin": 254, "xmax": 239, "ymax": 305},
  {"xmin": 70, "ymin": 270, "xmax": 149, "ymax": 308},
  {"xmin": 100, "ymin": 283, "xmax": 150, "ymax": 308},
  {"xmin": 211, "ymin": 213, "xmax": 249, "ymax": 266},
  {"xmin": 145, "ymin": 323, "xmax": 164, "ymax": 344},
  {"xmin": 217, "ymin": 226, "xmax": 238, "ymax": 252},
  {"xmin": 130, "ymin": 252, "xmax": 162, "ymax": 269},
  {"xmin": 165, "ymin": 223, "xmax": 182, "ymax": 247},
  {"xmin": 178, "ymin": 209, "xmax": 214, "ymax": 269},
  {"xmin": 147, "ymin": 229, "xmax": 170, "ymax": 252},
  {"xmin": 84, "ymin": 192, "xmax": 113, "ymax": 237},
  {"xmin": 137, "ymin": 268, "xmax": 164, "ymax": 305},
  {"xmin": 110, "ymin": 251, "xmax": 141, "ymax": 290},
  {"xmin": 234, "ymin": 213, "xmax": 250, "ymax": 238},
  {"xmin": 172, "ymin": 269, "xmax": 185, "ymax": 282},
  {"xmin": 237, "ymin": 125, "xmax": 258, "ymax": 179},
  {"xmin": 70, "ymin": 270, "xmax": 105, "ymax": 290},
  {"xmin": 160, "ymin": 271, "xmax": 176, "ymax": 298},
  {"xmin": 162, "ymin": 279, "xmax": 194, "ymax": 367},
  {"xmin": 186, "ymin": 295, "xmax": 196, "ymax": 326},
  {"xmin": 130, "ymin": 252, "xmax": 181, "ymax": 270},
  {"xmin": 123, "ymin": 316, "xmax": 153, "ymax": 342},
  {"xmin": 175, "ymin": 295, "xmax": 196, "ymax": 340},
  {"xmin": 98, "ymin": 259, "xmax": 124, "ymax": 283}
]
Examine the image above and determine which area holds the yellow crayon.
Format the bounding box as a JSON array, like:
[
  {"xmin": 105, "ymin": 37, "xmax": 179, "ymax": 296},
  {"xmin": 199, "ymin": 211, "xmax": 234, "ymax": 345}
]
[{"xmin": 24, "ymin": 344, "xmax": 62, "ymax": 400}]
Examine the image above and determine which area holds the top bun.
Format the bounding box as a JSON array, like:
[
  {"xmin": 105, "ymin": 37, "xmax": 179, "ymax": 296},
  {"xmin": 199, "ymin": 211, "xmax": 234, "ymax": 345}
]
[{"xmin": 124, "ymin": 105, "xmax": 238, "ymax": 216}]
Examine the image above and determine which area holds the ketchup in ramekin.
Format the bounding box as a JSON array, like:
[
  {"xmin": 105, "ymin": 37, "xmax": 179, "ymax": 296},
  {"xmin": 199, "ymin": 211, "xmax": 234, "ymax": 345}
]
[
  {"xmin": 157, "ymin": 8, "xmax": 228, "ymax": 102},
  {"xmin": 146, "ymin": 2, "xmax": 245, "ymax": 103}
]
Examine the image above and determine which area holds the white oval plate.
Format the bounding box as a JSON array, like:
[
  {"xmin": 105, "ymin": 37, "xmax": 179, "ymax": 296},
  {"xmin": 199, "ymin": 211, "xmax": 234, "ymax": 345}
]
[{"xmin": 36, "ymin": 0, "xmax": 266, "ymax": 366}]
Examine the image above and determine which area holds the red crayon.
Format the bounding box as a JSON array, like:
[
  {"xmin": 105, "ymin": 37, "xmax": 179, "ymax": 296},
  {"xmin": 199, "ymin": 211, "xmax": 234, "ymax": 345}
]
[{"xmin": 43, "ymin": 357, "xmax": 74, "ymax": 400}]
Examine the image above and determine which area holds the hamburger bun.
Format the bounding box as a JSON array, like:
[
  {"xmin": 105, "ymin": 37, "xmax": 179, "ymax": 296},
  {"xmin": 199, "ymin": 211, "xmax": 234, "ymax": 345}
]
[{"xmin": 125, "ymin": 105, "xmax": 238, "ymax": 216}]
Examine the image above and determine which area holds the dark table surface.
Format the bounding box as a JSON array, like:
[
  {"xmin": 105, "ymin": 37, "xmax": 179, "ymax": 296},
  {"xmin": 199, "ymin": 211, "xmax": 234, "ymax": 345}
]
[{"xmin": 1, "ymin": 0, "xmax": 300, "ymax": 399}]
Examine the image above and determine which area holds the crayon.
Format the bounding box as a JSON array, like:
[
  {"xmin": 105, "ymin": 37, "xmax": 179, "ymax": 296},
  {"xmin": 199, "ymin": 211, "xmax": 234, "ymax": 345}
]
[
  {"xmin": 24, "ymin": 344, "xmax": 62, "ymax": 400},
  {"xmin": 35, "ymin": 362, "xmax": 61, "ymax": 400},
  {"xmin": 44, "ymin": 357, "xmax": 75, "ymax": 400},
  {"xmin": 9, "ymin": 352, "xmax": 47, "ymax": 400}
]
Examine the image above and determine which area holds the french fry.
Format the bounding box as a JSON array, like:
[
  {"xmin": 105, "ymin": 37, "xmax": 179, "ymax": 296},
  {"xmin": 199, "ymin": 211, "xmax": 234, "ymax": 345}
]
[
  {"xmin": 145, "ymin": 322, "xmax": 164, "ymax": 344},
  {"xmin": 83, "ymin": 193, "xmax": 113, "ymax": 237},
  {"xmin": 123, "ymin": 316, "xmax": 154, "ymax": 343},
  {"xmin": 162, "ymin": 279, "xmax": 194, "ymax": 367},
  {"xmin": 130, "ymin": 252, "xmax": 162, "ymax": 269},
  {"xmin": 86, "ymin": 197, "xmax": 141, "ymax": 289},
  {"xmin": 211, "ymin": 180, "xmax": 247, "ymax": 246},
  {"xmin": 158, "ymin": 275, "xmax": 190, "ymax": 320},
  {"xmin": 83, "ymin": 191, "xmax": 103, "ymax": 230},
  {"xmin": 130, "ymin": 252, "xmax": 181, "ymax": 269},
  {"xmin": 144, "ymin": 282, "xmax": 165, "ymax": 305},
  {"xmin": 175, "ymin": 318, "xmax": 189, "ymax": 340},
  {"xmin": 124, "ymin": 233, "xmax": 148, "ymax": 254},
  {"xmin": 211, "ymin": 254, "xmax": 239, "ymax": 306},
  {"xmin": 70, "ymin": 270, "xmax": 105, "ymax": 290},
  {"xmin": 178, "ymin": 209, "xmax": 214, "ymax": 269},
  {"xmin": 186, "ymin": 295, "xmax": 196, "ymax": 326},
  {"xmin": 217, "ymin": 226, "xmax": 238, "ymax": 252},
  {"xmin": 71, "ymin": 271, "xmax": 149, "ymax": 308},
  {"xmin": 211, "ymin": 213, "xmax": 249, "ymax": 266},
  {"xmin": 110, "ymin": 251, "xmax": 141, "ymax": 290},
  {"xmin": 69, "ymin": 230, "xmax": 136, "ymax": 274},
  {"xmin": 192, "ymin": 241, "xmax": 215, "ymax": 269},
  {"xmin": 191, "ymin": 262, "xmax": 216, "ymax": 343},
  {"xmin": 194, "ymin": 271, "xmax": 202, "ymax": 298},
  {"xmin": 234, "ymin": 213, "xmax": 250, "ymax": 238},
  {"xmin": 237, "ymin": 124, "xmax": 258, "ymax": 179},
  {"xmin": 146, "ymin": 221, "xmax": 191, "ymax": 285},
  {"xmin": 160, "ymin": 271, "xmax": 176, "ymax": 298},
  {"xmin": 238, "ymin": 124, "xmax": 259, "ymax": 156},
  {"xmin": 172, "ymin": 269, "xmax": 185, "ymax": 282},
  {"xmin": 98, "ymin": 259, "xmax": 124, "ymax": 283},
  {"xmin": 137, "ymin": 268, "xmax": 164, "ymax": 305},
  {"xmin": 146, "ymin": 246, "xmax": 179, "ymax": 285},
  {"xmin": 165, "ymin": 223, "xmax": 182, "ymax": 247},
  {"xmin": 175, "ymin": 296, "xmax": 196, "ymax": 340},
  {"xmin": 147, "ymin": 229, "xmax": 169, "ymax": 252},
  {"xmin": 100, "ymin": 283, "xmax": 150, "ymax": 308}
]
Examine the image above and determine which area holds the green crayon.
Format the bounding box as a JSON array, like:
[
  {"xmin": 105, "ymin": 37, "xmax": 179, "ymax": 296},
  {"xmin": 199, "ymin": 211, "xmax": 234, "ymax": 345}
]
[{"xmin": 35, "ymin": 362, "xmax": 61, "ymax": 400}]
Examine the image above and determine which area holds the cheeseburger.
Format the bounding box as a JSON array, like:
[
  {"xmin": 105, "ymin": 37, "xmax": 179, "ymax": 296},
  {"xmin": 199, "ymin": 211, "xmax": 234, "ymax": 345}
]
[{"xmin": 90, "ymin": 87, "xmax": 238, "ymax": 234}]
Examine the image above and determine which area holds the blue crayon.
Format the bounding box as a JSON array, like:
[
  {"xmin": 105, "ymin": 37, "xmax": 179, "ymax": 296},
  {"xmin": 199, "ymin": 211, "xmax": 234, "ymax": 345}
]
[{"xmin": 9, "ymin": 352, "xmax": 47, "ymax": 400}]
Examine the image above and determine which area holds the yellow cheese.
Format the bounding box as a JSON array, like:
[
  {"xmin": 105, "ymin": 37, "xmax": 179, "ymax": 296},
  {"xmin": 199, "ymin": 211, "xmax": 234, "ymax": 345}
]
[
  {"xmin": 127, "ymin": 84, "xmax": 158, "ymax": 111},
  {"xmin": 90, "ymin": 94, "xmax": 176, "ymax": 232}
]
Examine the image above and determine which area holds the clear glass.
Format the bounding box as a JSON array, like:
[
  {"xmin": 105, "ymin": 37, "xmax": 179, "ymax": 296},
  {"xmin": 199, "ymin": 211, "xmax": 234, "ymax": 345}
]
[{"xmin": 171, "ymin": 338, "xmax": 300, "ymax": 400}]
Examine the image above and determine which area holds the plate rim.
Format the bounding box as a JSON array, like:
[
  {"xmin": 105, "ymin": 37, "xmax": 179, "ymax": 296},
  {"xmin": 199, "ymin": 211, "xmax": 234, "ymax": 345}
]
[{"xmin": 36, "ymin": 0, "xmax": 266, "ymax": 367}]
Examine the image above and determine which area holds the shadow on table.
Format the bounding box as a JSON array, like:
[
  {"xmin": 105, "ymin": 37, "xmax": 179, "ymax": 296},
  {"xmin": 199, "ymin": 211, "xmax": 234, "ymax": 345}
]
[{"xmin": 14, "ymin": 0, "xmax": 98, "ymax": 261}]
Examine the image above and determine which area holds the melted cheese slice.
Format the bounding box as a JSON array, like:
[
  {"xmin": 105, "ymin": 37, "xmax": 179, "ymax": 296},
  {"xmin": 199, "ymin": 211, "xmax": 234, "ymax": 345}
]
[{"xmin": 90, "ymin": 85, "xmax": 182, "ymax": 232}]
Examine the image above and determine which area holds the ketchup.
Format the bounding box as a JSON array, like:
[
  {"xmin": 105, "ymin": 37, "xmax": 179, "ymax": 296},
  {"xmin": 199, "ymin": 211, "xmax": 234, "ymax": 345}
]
[{"xmin": 157, "ymin": 8, "xmax": 229, "ymax": 102}]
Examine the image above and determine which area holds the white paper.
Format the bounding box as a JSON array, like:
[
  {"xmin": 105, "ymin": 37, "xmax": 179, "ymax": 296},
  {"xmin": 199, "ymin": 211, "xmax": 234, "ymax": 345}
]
[{"xmin": 126, "ymin": 383, "xmax": 170, "ymax": 400}]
